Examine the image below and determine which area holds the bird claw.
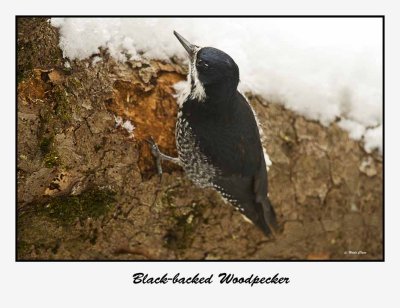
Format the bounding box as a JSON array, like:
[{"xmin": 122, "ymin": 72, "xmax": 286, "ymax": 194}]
[
  {"xmin": 145, "ymin": 137, "xmax": 163, "ymax": 175},
  {"xmin": 146, "ymin": 137, "xmax": 161, "ymax": 157}
]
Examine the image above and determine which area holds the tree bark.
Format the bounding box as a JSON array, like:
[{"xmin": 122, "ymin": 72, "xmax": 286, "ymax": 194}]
[{"xmin": 17, "ymin": 18, "xmax": 383, "ymax": 260}]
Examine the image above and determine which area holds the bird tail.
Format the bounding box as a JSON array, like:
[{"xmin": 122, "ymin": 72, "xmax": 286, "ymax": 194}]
[{"xmin": 260, "ymin": 197, "xmax": 278, "ymax": 236}]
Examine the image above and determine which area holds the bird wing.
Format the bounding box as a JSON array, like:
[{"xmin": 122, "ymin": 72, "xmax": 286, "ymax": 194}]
[{"xmin": 207, "ymin": 93, "xmax": 277, "ymax": 234}]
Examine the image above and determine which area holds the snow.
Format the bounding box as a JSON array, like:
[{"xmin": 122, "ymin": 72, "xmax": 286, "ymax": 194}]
[
  {"xmin": 114, "ymin": 115, "xmax": 135, "ymax": 136},
  {"xmin": 363, "ymin": 125, "xmax": 383, "ymax": 153},
  {"xmin": 173, "ymin": 80, "xmax": 190, "ymax": 108},
  {"xmin": 122, "ymin": 120, "xmax": 135, "ymax": 134},
  {"xmin": 91, "ymin": 56, "xmax": 102, "ymax": 65},
  {"xmin": 337, "ymin": 119, "xmax": 366, "ymax": 140},
  {"xmin": 51, "ymin": 18, "xmax": 382, "ymax": 153}
]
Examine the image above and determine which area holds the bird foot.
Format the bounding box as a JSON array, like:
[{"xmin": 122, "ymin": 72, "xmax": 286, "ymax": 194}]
[{"xmin": 145, "ymin": 137, "xmax": 163, "ymax": 175}]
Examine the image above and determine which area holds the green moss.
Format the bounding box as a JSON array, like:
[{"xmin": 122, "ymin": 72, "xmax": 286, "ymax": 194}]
[
  {"xmin": 40, "ymin": 188, "xmax": 116, "ymax": 225},
  {"xmin": 38, "ymin": 134, "xmax": 61, "ymax": 168},
  {"xmin": 159, "ymin": 185, "xmax": 205, "ymax": 250},
  {"xmin": 37, "ymin": 99, "xmax": 69, "ymax": 168},
  {"xmin": 17, "ymin": 188, "xmax": 114, "ymax": 258},
  {"xmin": 39, "ymin": 136, "xmax": 54, "ymax": 155},
  {"xmin": 68, "ymin": 76, "xmax": 82, "ymax": 88},
  {"xmin": 163, "ymin": 200, "xmax": 204, "ymax": 251},
  {"xmin": 53, "ymin": 87, "xmax": 71, "ymax": 123},
  {"xmin": 43, "ymin": 150, "xmax": 61, "ymax": 168}
]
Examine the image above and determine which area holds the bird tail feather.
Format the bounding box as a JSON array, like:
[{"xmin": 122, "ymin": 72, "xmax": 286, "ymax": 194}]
[{"xmin": 260, "ymin": 197, "xmax": 278, "ymax": 236}]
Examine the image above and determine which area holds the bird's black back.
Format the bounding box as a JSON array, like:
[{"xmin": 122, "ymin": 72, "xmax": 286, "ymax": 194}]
[{"xmin": 180, "ymin": 91, "xmax": 277, "ymax": 234}]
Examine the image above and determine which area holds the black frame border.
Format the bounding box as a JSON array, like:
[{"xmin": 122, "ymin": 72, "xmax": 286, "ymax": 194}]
[{"xmin": 15, "ymin": 15, "xmax": 385, "ymax": 262}]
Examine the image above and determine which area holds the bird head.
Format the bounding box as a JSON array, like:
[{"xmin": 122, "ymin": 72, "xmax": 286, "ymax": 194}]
[{"xmin": 174, "ymin": 31, "xmax": 240, "ymax": 95}]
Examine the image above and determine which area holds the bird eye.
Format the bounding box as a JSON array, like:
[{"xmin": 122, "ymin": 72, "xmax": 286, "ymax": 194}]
[{"xmin": 197, "ymin": 60, "xmax": 208, "ymax": 68}]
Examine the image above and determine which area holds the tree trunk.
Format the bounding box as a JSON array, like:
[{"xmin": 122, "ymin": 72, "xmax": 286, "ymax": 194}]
[{"xmin": 17, "ymin": 18, "xmax": 383, "ymax": 260}]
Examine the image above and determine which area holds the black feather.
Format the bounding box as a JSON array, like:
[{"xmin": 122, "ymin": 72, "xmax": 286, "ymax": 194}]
[
  {"xmin": 174, "ymin": 35, "xmax": 278, "ymax": 236},
  {"xmin": 180, "ymin": 91, "xmax": 277, "ymax": 235}
]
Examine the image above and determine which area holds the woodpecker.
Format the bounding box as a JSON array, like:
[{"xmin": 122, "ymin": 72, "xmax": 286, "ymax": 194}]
[{"xmin": 148, "ymin": 31, "xmax": 278, "ymax": 236}]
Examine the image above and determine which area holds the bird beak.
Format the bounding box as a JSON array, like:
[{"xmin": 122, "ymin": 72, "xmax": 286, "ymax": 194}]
[{"xmin": 174, "ymin": 31, "xmax": 197, "ymax": 59}]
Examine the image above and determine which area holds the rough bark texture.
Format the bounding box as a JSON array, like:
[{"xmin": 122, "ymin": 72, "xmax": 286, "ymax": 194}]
[{"xmin": 17, "ymin": 18, "xmax": 383, "ymax": 260}]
